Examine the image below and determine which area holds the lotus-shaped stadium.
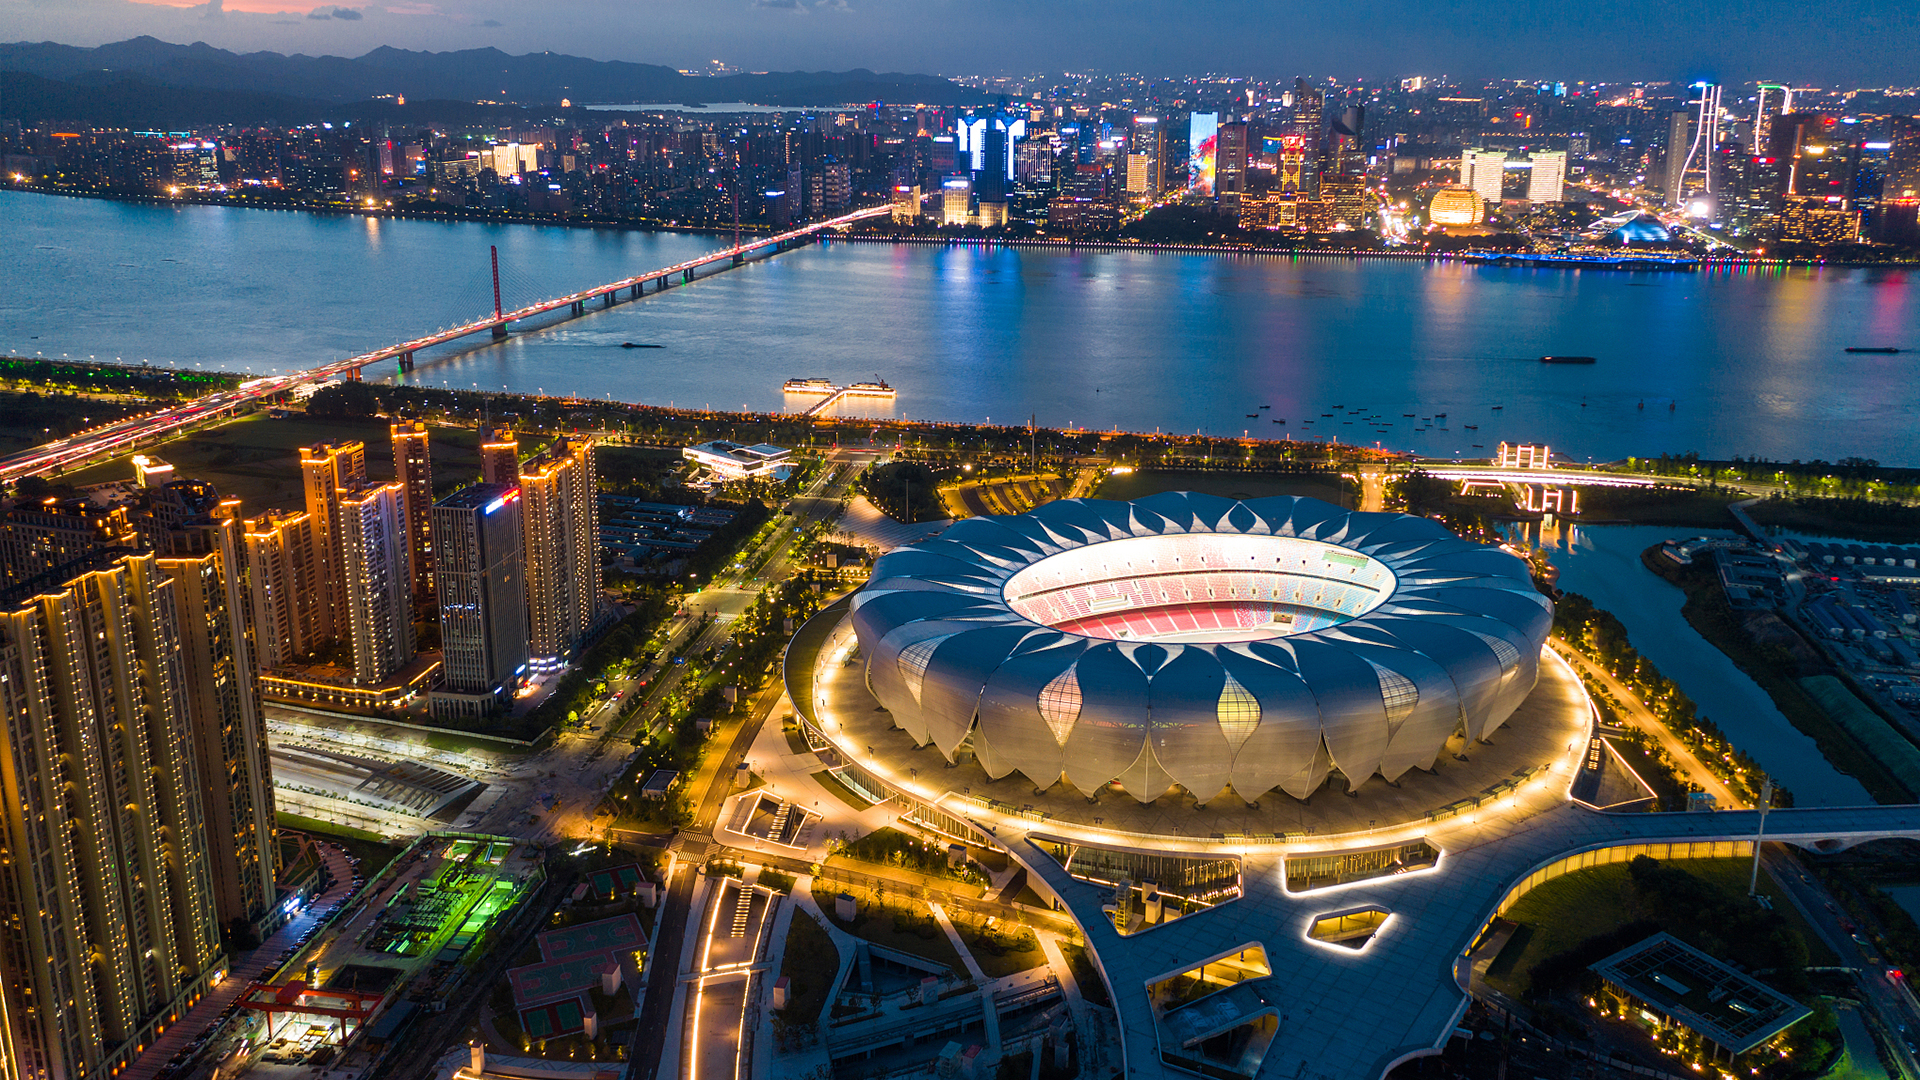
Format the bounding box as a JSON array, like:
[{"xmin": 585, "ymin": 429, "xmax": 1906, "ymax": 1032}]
[{"xmin": 848, "ymin": 493, "xmax": 1554, "ymax": 803}]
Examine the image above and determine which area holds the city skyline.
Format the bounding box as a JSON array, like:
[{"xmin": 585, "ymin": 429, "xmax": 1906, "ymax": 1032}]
[{"xmin": 2, "ymin": 0, "xmax": 1917, "ymax": 87}]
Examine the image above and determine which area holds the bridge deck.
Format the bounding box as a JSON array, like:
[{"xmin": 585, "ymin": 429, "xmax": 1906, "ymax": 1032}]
[{"xmin": 0, "ymin": 206, "xmax": 889, "ymax": 483}]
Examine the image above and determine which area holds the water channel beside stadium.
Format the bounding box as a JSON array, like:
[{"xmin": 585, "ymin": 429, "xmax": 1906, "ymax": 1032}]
[{"xmin": 1519, "ymin": 521, "xmax": 1874, "ymax": 807}]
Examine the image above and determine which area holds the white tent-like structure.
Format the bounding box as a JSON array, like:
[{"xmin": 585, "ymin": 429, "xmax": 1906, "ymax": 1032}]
[{"xmin": 850, "ymin": 493, "xmax": 1553, "ymax": 803}]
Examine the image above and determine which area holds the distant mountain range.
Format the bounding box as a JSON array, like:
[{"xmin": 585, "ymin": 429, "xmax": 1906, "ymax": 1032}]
[{"xmin": 0, "ymin": 36, "xmax": 988, "ymax": 124}]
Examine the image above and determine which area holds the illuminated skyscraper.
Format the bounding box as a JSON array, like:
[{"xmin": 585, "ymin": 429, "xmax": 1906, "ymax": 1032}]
[
  {"xmin": 1664, "ymin": 110, "xmax": 1694, "ymax": 201},
  {"xmin": 0, "ymin": 552, "xmax": 223, "ymax": 1080},
  {"xmin": 1670, "ymin": 82, "xmax": 1723, "ymax": 205},
  {"xmin": 1463, "ymin": 148, "xmax": 1507, "ymax": 205},
  {"xmin": 942, "ymin": 176, "xmax": 972, "ymax": 226},
  {"xmin": 480, "ymin": 427, "xmax": 520, "ymax": 487},
  {"xmin": 1753, "ymin": 83, "xmax": 1791, "ymax": 155},
  {"xmin": 242, "ymin": 508, "xmax": 325, "ymax": 671},
  {"xmin": 390, "ymin": 419, "xmax": 434, "ymax": 605},
  {"xmin": 1289, "ymin": 78, "xmax": 1325, "ymax": 196},
  {"xmin": 520, "ymin": 437, "xmax": 603, "ymax": 670},
  {"xmin": 157, "ymin": 512, "xmax": 278, "ymax": 937},
  {"xmin": 1188, "ymin": 112, "xmax": 1219, "ymax": 196},
  {"xmin": 891, "ymin": 183, "xmax": 921, "ymax": 222},
  {"xmin": 430, "ymin": 483, "xmax": 529, "ymax": 720},
  {"xmin": 1527, "ymin": 151, "xmax": 1567, "ymax": 202},
  {"xmin": 1885, "ymin": 116, "xmax": 1920, "ymax": 199},
  {"xmin": 1216, "ymin": 121, "xmax": 1250, "ymax": 209},
  {"xmin": 1130, "ymin": 116, "xmax": 1164, "ymax": 195},
  {"xmin": 299, "ymin": 440, "xmax": 367, "ymax": 643},
  {"xmin": 337, "ymin": 481, "xmax": 415, "ymax": 682}
]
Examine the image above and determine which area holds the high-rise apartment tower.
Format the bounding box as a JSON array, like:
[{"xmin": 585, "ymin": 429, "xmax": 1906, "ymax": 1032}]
[
  {"xmin": 389, "ymin": 420, "xmax": 434, "ymax": 605},
  {"xmin": 520, "ymin": 437, "xmax": 602, "ymax": 670},
  {"xmin": 430, "ymin": 484, "xmax": 529, "ymax": 720},
  {"xmin": 0, "ymin": 553, "xmax": 224, "ymax": 1080}
]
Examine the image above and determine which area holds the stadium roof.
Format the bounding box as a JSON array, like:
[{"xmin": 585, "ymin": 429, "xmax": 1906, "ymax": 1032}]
[{"xmin": 850, "ymin": 493, "xmax": 1553, "ymax": 802}]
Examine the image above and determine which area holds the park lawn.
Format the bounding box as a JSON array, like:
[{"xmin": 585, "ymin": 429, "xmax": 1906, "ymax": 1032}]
[
  {"xmin": 58, "ymin": 412, "xmax": 483, "ymax": 510},
  {"xmin": 954, "ymin": 916, "xmax": 1046, "ymax": 979},
  {"xmin": 1059, "ymin": 943, "xmax": 1111, "ymax": 1007},
  {"xmin": 778, "ymin": 908, "xmax": 841, "ymax": 1027},
  {"xmin": 1485, "ymin": 857, "xmax": 1838, "ymax": 999},
  {"xmin": 1092, "ymin": 468, "xmax": 1354, "ymax": 507},
  {"xmin": 822, "ymin": 888, "xmax": 964, "ymax": 973}
]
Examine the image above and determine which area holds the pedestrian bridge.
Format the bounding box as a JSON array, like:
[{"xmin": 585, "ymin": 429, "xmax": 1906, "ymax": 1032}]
[{"xmin": 1006, "ymin": 799, "xmax": 1920, "ymax": 1080}]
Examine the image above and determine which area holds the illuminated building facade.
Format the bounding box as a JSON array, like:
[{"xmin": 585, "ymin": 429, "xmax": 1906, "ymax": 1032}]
[
  {"xmin": 1463, "ymin": 148, "xmax": 1506, "ymax": 206},
  {"xmin": 1664, "ymin": 111, "xmax": 1693, "ymax": 201},
  {"xmin": 157, "ymin": 515, "xmax": 279, "ymax": 937},
  {"xmin": 521, "ymin": 437, "xmax": 603, "ymax": 670},
  {"xmin": 1240, "ymin": 192, "xmax": 1334, "ymax": 232},
  {"xmin": 1319, "ymin": 175, "xmax": 1369, "ymax": 227},
  {"xmin": 1274, "ymin": 134, "xmax": 1309, "ymax": 194},
  {"xmin": 1187, "ymin": 112, "xmax": 1219, "ymax": 196},
  {"xmin": 337, "ymin": 481, "xmax": 416, "ymax": 683},
  {"xmin": 390, "ymin": 419, "xmax": 434, "ymax": 605},
  {"xmin": 942, "ymin": 176, "xmax": 972, "ymax": 226},
  {"xmin": 890, "ymin": 183, "xmax": 920, "ymax": 223},
  {"xmin": 1, "ymin": 498, "xmax": 140, "ymax": 588},
  {"xmin": 1779, "ymin": 195, "xmax": 1860, "ymax": 245},
  {"xmin": 299, "ymin": 440, "xmax": 367, "ymax": 644},
  {"xmin": 241, "ymin": 508, "xmax": 325, "ymax": 671},
  {"xmin": 1428, "ymin": 185, "xmax": 1486, "ymax": 227},
  {"xmin": 1215, "ymin": 121, "xmax": 1249, "ymax": 209},
  {"xmin": 0, "ymin": 552, "xmax": 224, "ymax": 1080},
  {"xmin": 480, "ymin": 427, "xmax": 520, "ymax": 487},
  {"xmin": 1527, "ymin": 151, "xmax": 1567, "ymax": 203},
  {"xmin": 1890, "ymin": 117, "xmax": 1920, "ymax": 200},
  {"xmin": 1129, "ymin": 116, "xmax": 1164, "ymax": 196},
  {"xmin": 430, "ymin": 484, "xmax": 529, "ymax": 720}
]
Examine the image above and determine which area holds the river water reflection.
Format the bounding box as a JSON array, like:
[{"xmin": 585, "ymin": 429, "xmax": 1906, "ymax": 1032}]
[
  {"xmin": 1514, "ymin": 520, "xmax": 1873, "ymax": 807},
  {"xmin": 6, "ymin": 191, "xmax": 1919, "ymax": 465}
]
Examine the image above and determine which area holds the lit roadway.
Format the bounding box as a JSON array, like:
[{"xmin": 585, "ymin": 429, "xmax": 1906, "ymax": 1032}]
[
  {"xmin": 0, "ymin": 206, "xmax": 889, "ymax": 486},
  {"xmin": 457, "ymin": 450, "xmax": 876, "ymax": 846},
  {"xmin": 1547, "ymin": 641, "xmax": 1744, "ymax": 809}
]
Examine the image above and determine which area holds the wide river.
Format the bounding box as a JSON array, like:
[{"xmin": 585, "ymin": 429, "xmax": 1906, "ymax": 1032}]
[{"xmin": 6, "ymin": 190, "xmax": 1919, "ymax": 465}]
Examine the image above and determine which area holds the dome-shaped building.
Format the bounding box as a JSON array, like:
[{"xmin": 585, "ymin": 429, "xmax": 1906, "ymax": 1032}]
[
  {"xmin": 1427, "ymin": 185, "xmax": 1486, "ymax": 227},
  {"xmin": 849, "ymin": 494, "xmax": 1553, "ymax": 804}
]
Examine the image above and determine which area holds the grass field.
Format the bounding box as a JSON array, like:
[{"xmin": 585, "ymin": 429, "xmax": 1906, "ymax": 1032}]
[
  {"xmin": 778, "ymin": 907, "xmax": 841, "ymax": 1027},
  {"xmin": 1092, "ymin": 468, "xmax": 1354, "ymax": 507},
  {"xmin": 1484, "ymin": 857, "xmax": 1838, "ymax": 998},
  {"xmin": 821, "ymin": 888, "xmax": 964, "ymax": 972},
  {"xmin": 954, "ymin": 916, "xmax": 1045, "ymax": 979},
  {"xmin": 59, "ymin": 412, "xmax": 484, "ymax": 510}
]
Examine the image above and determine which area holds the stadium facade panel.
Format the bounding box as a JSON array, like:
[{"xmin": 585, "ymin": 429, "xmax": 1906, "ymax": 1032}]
[{"xmin": 850, "ymin": 493, "xmax": 1552, "ymax": 803}]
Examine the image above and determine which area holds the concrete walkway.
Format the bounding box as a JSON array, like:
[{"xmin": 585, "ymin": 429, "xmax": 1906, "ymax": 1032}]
[
  {"xmin": 657, "ymin": 871, "xmax": 716, "ymax": 1080},
  {"xmin": 1035, "ymin": 929, "xmax": 1110, "ymax": 1080},
  {"xmin": 929, "ymin": 902, "xmax": 987, "ymax": 983}
]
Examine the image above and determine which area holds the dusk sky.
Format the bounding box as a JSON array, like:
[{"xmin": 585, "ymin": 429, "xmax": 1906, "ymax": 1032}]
[{"xmin": 2, "ymin": 0, "xmax": 1917, "ymax": 85}]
